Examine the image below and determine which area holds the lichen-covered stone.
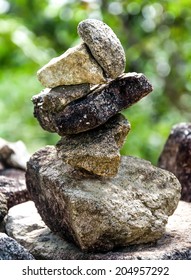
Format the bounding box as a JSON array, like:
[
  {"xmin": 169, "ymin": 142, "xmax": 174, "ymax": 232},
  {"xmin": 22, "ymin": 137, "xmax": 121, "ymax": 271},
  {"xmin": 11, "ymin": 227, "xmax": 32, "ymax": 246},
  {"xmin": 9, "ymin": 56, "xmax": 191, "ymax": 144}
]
[
  {"xmin": 78, "ymin": 19, "xmax": 126, "ymax": 79},
  {"xmin": 32, "ymin": 84, "xmax": 90, "ymax": 133},
  {"xmin": 37, "ymin": 43, "xmax": 106, "ymax": 87},
  {"xmin": 158, "ymin": 122, "xmax": 191, "ymax": 202},
  {"xmin": 56, "ymin": 114, "xmax": 130, "ymax": 177},
  {"xmin": 26, "ymin": 146, "xmax": 181, "ymax": 253},
  {"xmin": 55, "ymin": 72, "xmax": 153, "ymax": 135}
]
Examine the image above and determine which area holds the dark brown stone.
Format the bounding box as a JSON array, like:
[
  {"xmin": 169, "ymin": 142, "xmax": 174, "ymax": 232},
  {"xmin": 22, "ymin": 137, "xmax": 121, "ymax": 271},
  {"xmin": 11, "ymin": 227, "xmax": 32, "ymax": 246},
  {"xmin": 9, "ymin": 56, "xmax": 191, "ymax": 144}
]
[
  {"xmin": 32, "ymin": 72, "xmax": 153, "ymax": 135},
  {"xmin": 32, "ymin": 84, "xmax": 90, "ymax": 133},
  {"xmin": 158, "ymin": 123, "xmax": 191, "ymax": 202},
  {"xmin": 0, "ymin": 175, "xmax": 30, "ymax": 209},
  {"xmin": 55, "ymin": 72, "xmax": 153, "ymax": 134}
]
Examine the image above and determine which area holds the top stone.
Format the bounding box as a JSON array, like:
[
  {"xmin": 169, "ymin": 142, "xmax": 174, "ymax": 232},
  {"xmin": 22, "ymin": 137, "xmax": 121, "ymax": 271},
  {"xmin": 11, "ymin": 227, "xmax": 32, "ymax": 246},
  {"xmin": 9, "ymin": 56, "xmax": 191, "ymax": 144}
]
[{"xmin": 78, "ymin": 19, "xmax": 126, "ymax": 79}]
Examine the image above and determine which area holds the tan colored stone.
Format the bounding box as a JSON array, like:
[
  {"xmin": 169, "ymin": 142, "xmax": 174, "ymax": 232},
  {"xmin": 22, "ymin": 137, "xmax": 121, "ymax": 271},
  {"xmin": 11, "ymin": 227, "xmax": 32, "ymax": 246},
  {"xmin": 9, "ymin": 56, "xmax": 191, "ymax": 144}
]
[
  {"xmin": 56, "ymin": 114, "xmax": 131, "ymax": 177},
  {"xmin": 37, "ymin": 43, "xmax": 106, "ymax": 87}
]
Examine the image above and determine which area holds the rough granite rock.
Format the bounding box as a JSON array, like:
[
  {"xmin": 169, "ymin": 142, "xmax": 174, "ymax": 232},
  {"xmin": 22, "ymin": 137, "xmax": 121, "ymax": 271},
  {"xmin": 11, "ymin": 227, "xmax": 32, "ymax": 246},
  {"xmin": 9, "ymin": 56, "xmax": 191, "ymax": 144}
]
[
  {"xmin": 26, "ymin": 146, "xmax": 181, "ymax": 253},
  {"xmin": 55, "ymin": 72, "xmax": 153, "ymax": 135},
  {"xmin": 32, "ymin": 84, "xmax": 90, "ymax": 133},
  {"xmin": 78, "ymin": 19, "xmax": 126, "ymax": 79},
  {"xmin": 57, "ymin": 114, "xmax": 130, "ymax": 177},
  {"xmin": 37, "ymin": 43, "xmax": 106, "ymax": 87},
  {"xmin": 0, "ymin": 192, "xmax": 7, "ymax": 223},
  {"xmin": 158, "ymin": 123, "xmax": 191, "ymax": 202},
  {"xmin": 0, "ymin": 233, "xmax": 34, "ymax": 260},
  {"xmin": 0, "ymin": 138, "xmax": 30, "ymax": 170},
  {"xmin": 0, "ymin": 175, "xmax": 29, "ymax": 209},
  {"xmin": 5, "ymin": 200, "xmax": 190, "ymax": 260}
]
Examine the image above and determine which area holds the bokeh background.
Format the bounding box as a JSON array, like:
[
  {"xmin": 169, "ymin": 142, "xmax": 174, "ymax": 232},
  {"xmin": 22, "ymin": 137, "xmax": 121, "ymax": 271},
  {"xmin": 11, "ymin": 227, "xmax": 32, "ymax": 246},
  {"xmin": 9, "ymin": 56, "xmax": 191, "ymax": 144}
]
[{"xmin": 0, "ymin": 0, "xmax": 190, "ymax": 165}]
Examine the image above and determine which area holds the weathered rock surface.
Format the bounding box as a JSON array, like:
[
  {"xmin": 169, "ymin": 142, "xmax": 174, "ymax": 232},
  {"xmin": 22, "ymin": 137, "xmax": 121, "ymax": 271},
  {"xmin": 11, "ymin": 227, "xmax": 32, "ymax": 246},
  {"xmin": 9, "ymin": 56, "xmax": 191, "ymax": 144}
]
[
  {"xmin": 32, "ymin": 83, "xmax": 90, "ymax": 133},
  {"xmin": 37, "ymin": 43, "xmax": 107, "ymax": 87},
  {"xmin": 0, "ymin": 167, "xmax": 25, "ymax": 180},
  {"xmin": 0, "ymin": 192, "xmax": 7, "ymax": 223},
  {"xmin": 57, "ymin": 114, "xmax": 130, "ymax": 177},
  {"xmin": 78, "ymin": 19, "xmax": 126, "ymax": 79},
  {"xmin": 0, "ymin": 138, "xmax": 30, "ymax": 170},
  {"xmin": 0, "ymin": 232, "xmax": 34, "ymax": 260},
  {"xmin": 55, "ymin": 72, "xmax": 153, "ymax": 135},
  {"xmin": 158, "ymin": 123, "xmax": 191, "ymax": 202},
  {"xmin": 5, "ymin": 200, "xmax": 191, "ymax": 260},
  {"xmin": 0, "ymin": 175, "xmax": 29, "ymax": 209},
  {"xmin": 26, "ymin": 145, "xmax": 181, "ymax": 253},
  {"xmin": 5, "ymin": 201, "xmax": 45, "ymax": 242}
]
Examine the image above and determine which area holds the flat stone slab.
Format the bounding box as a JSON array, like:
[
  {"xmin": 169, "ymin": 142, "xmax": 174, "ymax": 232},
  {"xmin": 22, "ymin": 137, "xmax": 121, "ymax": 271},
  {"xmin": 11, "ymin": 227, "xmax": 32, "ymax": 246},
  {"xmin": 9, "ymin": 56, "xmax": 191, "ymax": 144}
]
[
  {"xmin": 26, "ymin": 146, "xmax": 180, "ymax": 252},
  {"xmin": 33, "ymin": 72, "xmax": 153, "ymax": 135},
  {"xmin": 55, "ymin": 72, "xmax": 153, "ymax": 134},
  {"xmin": 56, "ymin": 114, "xmax": 131, "ymax": 177},
  {"xmin": 5, "ymin": 201, "xmax": 191, "ymax": 260}
]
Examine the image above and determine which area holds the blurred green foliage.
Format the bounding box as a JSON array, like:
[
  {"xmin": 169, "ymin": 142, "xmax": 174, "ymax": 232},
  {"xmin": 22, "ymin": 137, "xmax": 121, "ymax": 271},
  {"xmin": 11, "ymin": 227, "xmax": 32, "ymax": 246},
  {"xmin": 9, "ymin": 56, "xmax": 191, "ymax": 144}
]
[{"xmin": 0, "ymin": 0, "xmax": 190, "ymax": 165}]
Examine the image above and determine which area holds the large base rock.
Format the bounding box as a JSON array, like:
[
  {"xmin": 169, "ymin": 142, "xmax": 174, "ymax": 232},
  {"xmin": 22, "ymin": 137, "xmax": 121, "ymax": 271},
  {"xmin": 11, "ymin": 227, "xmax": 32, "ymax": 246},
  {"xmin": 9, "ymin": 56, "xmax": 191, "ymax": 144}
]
[
  {"xmin": 26, "ymin": 146, "xmax": 180, "ymax": 252},
  {"xmin": 5, "ymin": 201, "xmax": 191, "ymax": 260}
]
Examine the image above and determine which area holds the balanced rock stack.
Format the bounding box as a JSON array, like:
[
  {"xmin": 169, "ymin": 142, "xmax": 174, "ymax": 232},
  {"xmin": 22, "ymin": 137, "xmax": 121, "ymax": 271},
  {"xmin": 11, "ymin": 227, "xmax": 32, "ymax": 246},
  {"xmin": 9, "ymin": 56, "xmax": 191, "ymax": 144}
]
[{"xmin": 26, "ymin": 19, "xmax": 181, "ymax": 253}]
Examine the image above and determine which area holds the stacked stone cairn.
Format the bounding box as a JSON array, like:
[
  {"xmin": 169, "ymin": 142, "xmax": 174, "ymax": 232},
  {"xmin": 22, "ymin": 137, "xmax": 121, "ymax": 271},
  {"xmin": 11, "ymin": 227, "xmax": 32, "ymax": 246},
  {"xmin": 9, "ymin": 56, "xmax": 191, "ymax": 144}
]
[{"xmin": 26, "ymin": 19, "xmax": 181, "ymax": 253}]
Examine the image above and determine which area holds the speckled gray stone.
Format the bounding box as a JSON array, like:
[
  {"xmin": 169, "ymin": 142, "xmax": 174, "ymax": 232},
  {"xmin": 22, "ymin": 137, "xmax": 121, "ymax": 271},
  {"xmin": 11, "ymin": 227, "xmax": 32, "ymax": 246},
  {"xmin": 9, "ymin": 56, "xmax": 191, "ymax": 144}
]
[
  {"xmin": 37, "ymin": 43, "xmax": 106, "ymax": 87},
  {"xmin": 32, "ymin": 84, "xmax": 90, "ymax": 133},
  {"xmin": 26, "ymin": 146, "xmax": 181, "ymax": 253},
  {"xmin": 78, "ymin": 19, "xmax": 126, "ymax": 79},
  {"xmin": 55, "ymin": 72, "xmax": 153, "ymax": 135},
  {"xmin": 0, "ymin": 233, "xmax": 34, "ymax": 260},
  {"xmin": 56, "ymin": 114, "xmax": 131, "ymax": 177}
]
